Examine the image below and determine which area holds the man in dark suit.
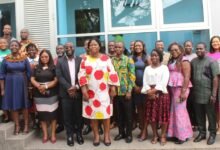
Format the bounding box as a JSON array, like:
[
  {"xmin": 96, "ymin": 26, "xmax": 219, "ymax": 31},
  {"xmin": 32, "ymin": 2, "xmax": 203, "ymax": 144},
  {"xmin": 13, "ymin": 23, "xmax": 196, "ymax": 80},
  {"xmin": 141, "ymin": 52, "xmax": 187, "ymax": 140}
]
[{"xmin": 56, "ymin": 42, "xmax": 83, "ymax": 146}]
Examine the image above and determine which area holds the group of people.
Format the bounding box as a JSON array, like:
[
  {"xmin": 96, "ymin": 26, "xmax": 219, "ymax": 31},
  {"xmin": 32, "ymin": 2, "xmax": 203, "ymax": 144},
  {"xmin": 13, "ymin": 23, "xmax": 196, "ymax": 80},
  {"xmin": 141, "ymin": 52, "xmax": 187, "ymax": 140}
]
[{"xmin": 1, "ymin": 24, "xmax": 220, "ymax": 147}]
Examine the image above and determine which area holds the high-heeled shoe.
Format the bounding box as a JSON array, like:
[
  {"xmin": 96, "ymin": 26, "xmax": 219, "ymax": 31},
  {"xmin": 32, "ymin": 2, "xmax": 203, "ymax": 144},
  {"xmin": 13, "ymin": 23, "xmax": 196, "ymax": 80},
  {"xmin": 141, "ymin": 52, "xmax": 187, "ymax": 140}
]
[
  {"xmin": 151, "ymin": 136, "xmax": 159, "ymax": 144},
  {"xmin": 50, "ymin": 137, "xmax": 56, "ymax": 144},
  {"xmin": 22, "ymin": 124, "xmax": 29, "ymax": 135},
  {"xmin": 138, "ymin": 136, "xmax": 147, "ymax": 142},
  {"xmin": 138, "ymin": 132, "xmax": 148, "ymax": 142},
  {"xmin": 93, "ymin": 137, "xmax": 100, "ymax": 147},
  {"xmin": 14, "ymin": 125, "xmax": 20, "ymax": 135},
  {"xmin": 104, "ymin": 137, "xmax": 111, "ymax": 146},
  {"xmin": 160, "ymin": 137, "xmax": 167, "ymax": 146},
  {"xmin": 42, "ymin": 137, "xmax": 48, "ymax": 143},
  {"xmin": 93, "ymin": 140, "xmax": 100, "ymax": 146}
]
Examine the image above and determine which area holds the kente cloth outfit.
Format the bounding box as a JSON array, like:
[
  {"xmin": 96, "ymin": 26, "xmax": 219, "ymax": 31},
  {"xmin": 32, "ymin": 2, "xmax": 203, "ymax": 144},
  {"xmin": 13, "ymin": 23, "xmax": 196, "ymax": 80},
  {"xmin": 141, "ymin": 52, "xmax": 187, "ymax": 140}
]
[{"xmin": 112, "ymin": 54, "xmax": 136, "ymax": 137}]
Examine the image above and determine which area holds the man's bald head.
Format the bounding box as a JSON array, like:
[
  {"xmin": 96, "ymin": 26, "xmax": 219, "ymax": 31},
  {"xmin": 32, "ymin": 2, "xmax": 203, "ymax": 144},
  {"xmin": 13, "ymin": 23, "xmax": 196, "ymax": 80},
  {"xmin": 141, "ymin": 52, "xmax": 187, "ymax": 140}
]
[{"xmin": 20, "ymin": 28, "xmax": 30, "ymax": 40}]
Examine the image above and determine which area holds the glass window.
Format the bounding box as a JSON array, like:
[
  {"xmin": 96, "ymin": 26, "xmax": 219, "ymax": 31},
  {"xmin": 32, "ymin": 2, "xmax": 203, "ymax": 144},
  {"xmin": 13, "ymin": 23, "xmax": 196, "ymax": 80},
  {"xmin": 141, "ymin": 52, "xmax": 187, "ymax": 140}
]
[
  {"xmin": 57, "ymin": 0, "xmax": 104, "ymax": 35},
  {"xmin": 163, "ymin": 0, "xmax": 204, "ymax": 24},
  {"xmin": 160, "ymin": 30, "xmax": 210, "ymax": 51},
  {"xmin": 108, "ymin": 32, "xmax": 157, "ymax": 54},
  {"xmin": 58, "ymin": 35, "xmax": 105, "ymax": 56},
  {"xmin": 0, "ymin": 3, "xmax": 16, "ymax": 37},
  {"xmin": 111, "ymin": 0, "xmax": 152, "ymax": 27}
]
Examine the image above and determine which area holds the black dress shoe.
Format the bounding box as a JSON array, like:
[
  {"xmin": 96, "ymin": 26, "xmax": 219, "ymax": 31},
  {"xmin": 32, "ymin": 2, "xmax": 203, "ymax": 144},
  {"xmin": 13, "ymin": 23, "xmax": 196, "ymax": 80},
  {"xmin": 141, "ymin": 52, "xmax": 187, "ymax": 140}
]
[
  {"xmin": 93, "ymin": 141, "xmax": 100, "ymax": 146},
  {"xmin": 2, "ymin": 118, "xmax": 10, "ymax": 123},
  {"xmin": 82, "ymin": 125, "xmax": 92, "ymax": 135},
  {"xmin": 167, "ymin": 137, "xmax": 178, "ymax": 142},
  {"xmin": 114, "ymin": 134, "xmax": 125, "ymax": 141},
  {"xmin": 193, "ymin": 134, "xmax": 206, "ymax": 142},
  {"xmin": 67, "ymin": 135, "xmax": 74, "ymax": 146},
  {"xmin": 76, "ymin": 134, "xmax": 84, "ymax": 145},
  {"xmin": 175, "ymin": 139, "xmax": 185, "ymax": 144},
  {"xmin": 125, "ymin": 136, "xmax": 133, "ymax": 143},
  {"xmin": 56, "ymin": 125, "xmax": 64, "ymax": 134},
  {"xmin": 207, "ymin": 134, "xmax": 216, "ymax": 145}
]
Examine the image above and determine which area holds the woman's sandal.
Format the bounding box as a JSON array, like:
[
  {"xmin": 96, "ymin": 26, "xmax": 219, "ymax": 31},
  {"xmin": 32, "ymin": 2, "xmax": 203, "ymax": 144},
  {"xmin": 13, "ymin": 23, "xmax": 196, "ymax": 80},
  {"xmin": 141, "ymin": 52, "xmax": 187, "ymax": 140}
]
[
  {"xmin": 160, "ymin": 137, "xmax": 167, "ymax": 146},
  {"xmin": 23, "ymin": 124, "xmax": 29, "ymax": 135},
  {"xmin": 151, "ymin": 136, "xmax": 158, "ymax": 144},
  {"xmin": 14, "ymin": 125, "xmax": 20, "ymax": 135},
  {"xmin": 138, "ymin": 137, "xmax": 147, "ymax": 142},
  {"xmin": 138, "ymin": 134, "xmax": 148, "ymax": 142}
]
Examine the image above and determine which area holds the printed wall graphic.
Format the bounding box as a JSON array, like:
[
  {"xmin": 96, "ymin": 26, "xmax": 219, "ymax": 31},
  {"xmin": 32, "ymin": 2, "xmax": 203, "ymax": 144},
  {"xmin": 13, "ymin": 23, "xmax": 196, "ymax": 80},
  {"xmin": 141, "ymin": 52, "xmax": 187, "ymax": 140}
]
[{"xmin": 111, "ymin": 0, "xmax": 151, "ymax": 27}]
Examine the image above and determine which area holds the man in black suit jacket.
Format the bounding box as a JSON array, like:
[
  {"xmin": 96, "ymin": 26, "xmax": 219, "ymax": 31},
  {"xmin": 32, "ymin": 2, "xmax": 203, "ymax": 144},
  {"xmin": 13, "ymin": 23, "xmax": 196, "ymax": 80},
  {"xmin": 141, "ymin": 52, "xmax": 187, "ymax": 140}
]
[{"xmin": 56, "ymin": 42, "xmax": 83, "ymax": 146}]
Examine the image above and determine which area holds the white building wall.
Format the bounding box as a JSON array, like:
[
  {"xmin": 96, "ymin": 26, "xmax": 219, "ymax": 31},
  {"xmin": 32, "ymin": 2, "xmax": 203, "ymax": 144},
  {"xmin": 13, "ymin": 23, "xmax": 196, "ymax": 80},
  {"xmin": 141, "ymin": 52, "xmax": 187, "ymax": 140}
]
[
  {"xmin": 209, "ymin": 0, "xmax": 220, "ymax": 36},
  {"xmin": 15, "ymin": 0, "xmax": 220, "ymax": 54}
]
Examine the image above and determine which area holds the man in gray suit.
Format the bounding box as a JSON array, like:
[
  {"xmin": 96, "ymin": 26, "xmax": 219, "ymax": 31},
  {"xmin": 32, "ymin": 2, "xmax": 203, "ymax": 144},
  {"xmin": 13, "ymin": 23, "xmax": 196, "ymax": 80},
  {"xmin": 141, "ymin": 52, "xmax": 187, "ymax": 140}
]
[{"xmin": 56, "ymin": 42, "xmax": 83, "ymax": 146}]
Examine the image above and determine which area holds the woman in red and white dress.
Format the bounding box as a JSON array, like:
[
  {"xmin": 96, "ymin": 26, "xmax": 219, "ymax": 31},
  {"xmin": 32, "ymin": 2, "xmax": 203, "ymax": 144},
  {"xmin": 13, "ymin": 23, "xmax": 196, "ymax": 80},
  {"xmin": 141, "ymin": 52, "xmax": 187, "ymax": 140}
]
[{"xmin": 78, "ymin": 38, "xmax": 119, "ymax": 146}]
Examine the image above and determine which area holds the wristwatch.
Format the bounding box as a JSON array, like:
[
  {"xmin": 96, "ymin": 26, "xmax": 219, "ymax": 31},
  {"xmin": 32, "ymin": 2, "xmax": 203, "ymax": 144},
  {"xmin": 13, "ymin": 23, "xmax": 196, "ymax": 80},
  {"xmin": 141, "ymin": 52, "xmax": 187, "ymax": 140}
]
[
  {"xmin": 45, "ymin": 83, "xmax": 48, "ymax": 89},
  {"xmin": 75, "ymin": 84, "xmax": 80, "ymax": 90}
]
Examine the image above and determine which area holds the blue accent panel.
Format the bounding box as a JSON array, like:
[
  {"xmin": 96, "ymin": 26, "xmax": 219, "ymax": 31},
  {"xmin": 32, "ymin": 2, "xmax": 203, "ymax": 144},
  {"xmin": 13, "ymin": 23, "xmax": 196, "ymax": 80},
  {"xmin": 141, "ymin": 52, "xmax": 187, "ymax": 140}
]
[
  {"xmin": 108, "ymin": 32, "xmax": 157, "ymax": 54},
  {"xmin": 163, "ymin": 0, "xmax": 204, "ymax": 24},
  {"xmin": 58, "ymin": 36, "xmax": 105, "ymax": 56},
  {"xmin": 57, "ymin": 0, "xmax": 67, "ymax": 35},
  {"xmin": 160, "ymin": 30, "xmax": 210, "ymax": 51}
]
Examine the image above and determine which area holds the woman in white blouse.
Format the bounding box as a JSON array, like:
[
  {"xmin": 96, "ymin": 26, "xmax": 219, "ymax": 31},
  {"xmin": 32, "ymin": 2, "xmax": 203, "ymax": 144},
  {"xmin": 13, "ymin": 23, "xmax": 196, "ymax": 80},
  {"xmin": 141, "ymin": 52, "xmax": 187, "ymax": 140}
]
[{"xmin": 139, "ymin": 49, "xmax": 170, "ymax": 146}]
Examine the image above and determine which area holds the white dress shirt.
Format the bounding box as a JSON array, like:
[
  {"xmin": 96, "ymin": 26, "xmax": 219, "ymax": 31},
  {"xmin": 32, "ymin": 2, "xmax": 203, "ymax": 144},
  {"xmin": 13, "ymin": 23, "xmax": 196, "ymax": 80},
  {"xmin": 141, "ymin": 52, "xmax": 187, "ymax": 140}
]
[{"xmin": 67, "ymin": 57, "xmax": 75, "ymax": 86}]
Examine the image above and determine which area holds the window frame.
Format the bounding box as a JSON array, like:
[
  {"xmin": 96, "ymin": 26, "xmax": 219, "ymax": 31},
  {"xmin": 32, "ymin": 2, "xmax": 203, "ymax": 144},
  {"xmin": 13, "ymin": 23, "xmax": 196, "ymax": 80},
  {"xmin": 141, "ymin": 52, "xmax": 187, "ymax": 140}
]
[
  {"xmin": 0, "ymin": 0, "xmax": 15, "ymax": 4},
  {"xmin": 106, "ymin": 0, "xmax": 156, "ymax": 32},
  {"xmin": 158, "ymin": 0, "xmax": 209, "ymax": 30},
  {"xmin": 55, "ymin": 0, "xmax": 210, "ymax": 54}
]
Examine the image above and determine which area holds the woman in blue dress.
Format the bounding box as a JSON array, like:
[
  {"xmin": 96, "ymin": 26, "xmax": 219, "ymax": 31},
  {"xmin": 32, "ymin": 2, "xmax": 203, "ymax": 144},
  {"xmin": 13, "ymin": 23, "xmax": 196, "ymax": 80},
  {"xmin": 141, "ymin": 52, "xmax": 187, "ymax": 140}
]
[
  {"xmin": 0, "ymin": 40, "xmax": 31, "ymax": 135},
  {"xmin": 132, "ymin": 40, "xmax": 150, "ymax": 139}
]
